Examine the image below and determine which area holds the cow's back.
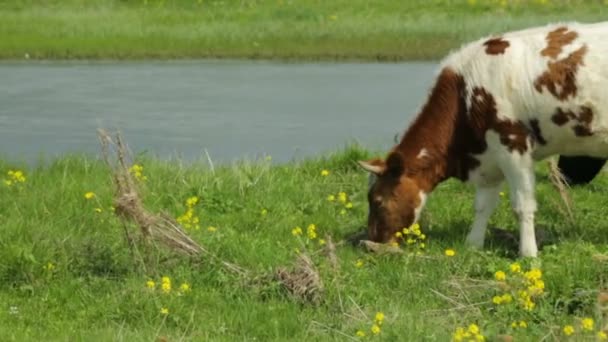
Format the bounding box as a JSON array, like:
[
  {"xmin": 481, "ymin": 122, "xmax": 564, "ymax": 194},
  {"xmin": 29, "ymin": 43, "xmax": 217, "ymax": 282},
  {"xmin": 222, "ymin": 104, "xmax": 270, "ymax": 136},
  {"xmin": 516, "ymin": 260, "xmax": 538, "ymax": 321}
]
[{"xmin": 442, "ymin": 21, "xmax": 608, "ymax": 160}]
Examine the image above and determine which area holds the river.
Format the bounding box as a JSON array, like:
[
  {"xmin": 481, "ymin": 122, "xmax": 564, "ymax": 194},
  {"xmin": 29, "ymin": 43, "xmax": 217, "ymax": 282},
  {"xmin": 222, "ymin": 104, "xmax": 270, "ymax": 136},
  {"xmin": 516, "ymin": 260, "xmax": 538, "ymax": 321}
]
[{"xmin": 0, "ymin": 60, "xmax": 437, "ymax": 164}]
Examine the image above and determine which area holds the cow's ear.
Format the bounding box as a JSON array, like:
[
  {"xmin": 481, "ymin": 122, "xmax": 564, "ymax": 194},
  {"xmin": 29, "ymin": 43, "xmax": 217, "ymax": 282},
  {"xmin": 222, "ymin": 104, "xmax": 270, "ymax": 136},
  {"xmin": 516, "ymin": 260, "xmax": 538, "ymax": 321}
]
[
  {"xmin": 386, "ymin": 151, "xmax": 405, "ymax": 177},
  {"xmin": 357, "ymin": 158, "xmax": 385, "ymax": 175}
]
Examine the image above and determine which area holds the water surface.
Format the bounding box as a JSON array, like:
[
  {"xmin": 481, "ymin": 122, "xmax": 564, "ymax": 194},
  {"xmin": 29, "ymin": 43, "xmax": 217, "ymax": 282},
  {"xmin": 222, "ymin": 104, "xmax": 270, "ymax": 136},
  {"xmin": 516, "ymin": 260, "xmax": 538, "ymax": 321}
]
[{"xmin": 0, "ymin": 60, "xmax": 437, "ymax": 164}]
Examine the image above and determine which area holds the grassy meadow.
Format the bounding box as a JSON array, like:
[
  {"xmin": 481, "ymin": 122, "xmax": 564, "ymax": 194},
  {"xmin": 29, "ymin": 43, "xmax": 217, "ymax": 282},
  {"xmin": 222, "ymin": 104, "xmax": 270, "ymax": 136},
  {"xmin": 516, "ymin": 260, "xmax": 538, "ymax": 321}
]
[
  {"xmin": 1, "ymin": 0, "xmax": 608, "ymax": 60},
  {"xmin": 2, "ymin": 145, "xmax": 608, "ymax": 341}
]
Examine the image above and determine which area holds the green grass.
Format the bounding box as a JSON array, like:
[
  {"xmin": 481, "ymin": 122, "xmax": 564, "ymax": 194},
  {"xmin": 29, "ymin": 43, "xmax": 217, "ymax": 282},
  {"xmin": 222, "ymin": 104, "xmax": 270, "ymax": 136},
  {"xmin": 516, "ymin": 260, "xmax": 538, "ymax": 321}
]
[
  {"xmin": 1, "ymin": 145, "xmax": 608, "ymax": 341},
  {"xmin": 1, "ymin": 0, "xmax": 608, "ymax": 61}
]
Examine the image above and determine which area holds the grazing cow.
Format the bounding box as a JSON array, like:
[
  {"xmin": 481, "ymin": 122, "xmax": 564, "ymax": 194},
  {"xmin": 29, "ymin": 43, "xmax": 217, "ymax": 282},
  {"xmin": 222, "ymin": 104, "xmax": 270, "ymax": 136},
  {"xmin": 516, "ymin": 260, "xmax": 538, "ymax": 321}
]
[{"xmin": 358, "ymin": 22, "xmax": 608, "ymax": 257}]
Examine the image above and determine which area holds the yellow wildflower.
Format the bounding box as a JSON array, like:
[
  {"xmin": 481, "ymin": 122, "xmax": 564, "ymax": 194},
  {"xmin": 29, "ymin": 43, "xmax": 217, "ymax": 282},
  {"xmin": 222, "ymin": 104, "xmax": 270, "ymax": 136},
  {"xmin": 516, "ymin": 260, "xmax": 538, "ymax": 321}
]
[
  {"xmin": 146, "ymin": 280, "xmax": 156, "ymax": 289},
  {"xmin": 307, "ymin": 224, "xmax": 317, "ymax": 240},
  {"xmin": 321, "ymin": 169, "xmax": 330, "ymax": 176},
  {"xmin": 162, "ymin": 276, "xmax": 170, "ymax": 284},
  {"xmin": 519, "ymin": 321, "xmax": 528, "ymax": 328},
  {"xmin": 501, "ymin": 293, "xmax": 513, "ymax": 304},
  {"xmin": 371, "ymin": 324, "xmax": 381, "ymax": 335},
  {"xmin": 94, "ymin": 208, "xmax": 102, "ymax": 213},
  {"xmin": 129, "ymin": 164, "xmax": 147, "ymax": 181},
  {"xmin": 327, "ymin": 195, "xmax": 335, "ymax": 201},
  {"xmin": 319, "ymin": 239, "xmax": 326, "ymax": 246},
  {"xmin": 468, "ymin": 324, "xmax": 480, "ymax": 335},
  {"xmin": 356, "ymin": 330, "xmax": 366, "ymax": 337},
  {"xmin": 492, "ymin": 296, "xmax": 503, "ymax": 305},
  {"xmin": 563, "ymin": 325, "xmax": 575, "ymax": 336},
  {"xmin": 292, "ymin": 226, "xmax": 302, "ymax": 236},
  {"xmin": 261, "ymin": 208, "xmax": 268, "ymax": 216},
  {"xmin": 160, "ymin": 307, "xmax": 169, "ymax": 315},
  {"xmin": 452, "ymin": 327, "xmax": 468, "ymax": 341},
  {"xmin": 207, "ymin": 226, "xmax": 217, "ymax": 232},
  {"xmin": 375, "ymin": 312, "xmax": 385, "ymax": 324},
  {"xmin": 43, "ymin": 262, "xmax": 55, "ymax": 271},
  {"xmin": 340, "ymin": 209, "xmax": 347, "ymax": 215},
  {"xmin": 410, "ymin": 223, "xmax": 421, "ymax": 234},
  {"xmin": 84, "ymin": 192, "xmax": 95, "ymax": 199},
  {"xmin": 524, "ymin": 269, "xmax": 542, "ymax": 281},
  {"xmin": 395, "ymin": 231, "xmax": 403, "ymax": 238},
  {"xmin": 161, "ymin": 282, "xmax": 171, "ymax": 293},
  {"xmin": 186, "ymin": 196, "xmax": 199, "ymax": 207},
  {"xmin": 355, "ymin": 259, "xmax": 364, "ymax": 268},
  {"xmin": 7, "ymin": 170, "xmax": 26, "ymax": 183},
  {"xmin": 338, "ymin": 192, "xmax": 347, "ymax": 203},
  {"xmin": 494, "ymin": 271, "xmax": 506, "ymax": 281},
  {"xmin": 598, "ymin": 331, "xmax": 607, "ymax": 340},
  {"xmin": 581, "ymin": 317, "xmax": 594, "ymax": 331},
  {"xmin": 509, "ymin": 262, "xmax": 521, "ymax": 273},
  {"xmin": 345, "ymin": 202, "xmax": 353, "ymax": 209},
  {"xmin": 445, "ymin": 249, "xmax": 456, "ymax": 257},
  {"xmin": 179, "ymin": 283, "xmax": 191, "ymax": 293}
]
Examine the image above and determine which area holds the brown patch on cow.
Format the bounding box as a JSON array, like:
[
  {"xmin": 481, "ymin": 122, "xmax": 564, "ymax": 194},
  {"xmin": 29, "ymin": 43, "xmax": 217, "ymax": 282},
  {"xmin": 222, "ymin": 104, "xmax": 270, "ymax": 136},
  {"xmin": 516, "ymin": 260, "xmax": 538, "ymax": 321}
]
[
  {"xmin": 483, "ymin": 37, "xmax": 510, "ymax": 55},
  {"xmin": 551, "ymin": 106, "xmax": 594, "ymax": 136},
  {"xmin": 534, "ymin": 45, "xmax": 587, "ymax": 101},
  {"xmin": 541, "ymin": 27, "xmax": 578, "ymax": 59},
  {"xmin": 529, "ymin": 119, "xmax": 547, "ymax": 145},
  {"xmin": 468, "ymin": 87, "xmax": 530, "ymax": 154}
]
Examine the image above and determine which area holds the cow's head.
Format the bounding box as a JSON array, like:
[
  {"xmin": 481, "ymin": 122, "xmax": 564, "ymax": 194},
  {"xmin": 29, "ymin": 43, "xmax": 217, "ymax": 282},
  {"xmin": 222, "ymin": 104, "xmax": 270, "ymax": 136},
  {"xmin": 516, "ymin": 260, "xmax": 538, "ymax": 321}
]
[{"xmin": 358, "ymin": 151, "xmax": 427, "ymax": 243}]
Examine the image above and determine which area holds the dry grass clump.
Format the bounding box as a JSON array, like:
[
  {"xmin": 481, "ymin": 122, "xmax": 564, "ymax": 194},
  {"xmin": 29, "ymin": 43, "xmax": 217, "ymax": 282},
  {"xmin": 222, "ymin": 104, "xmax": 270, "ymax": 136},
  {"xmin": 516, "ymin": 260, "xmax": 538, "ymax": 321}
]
[
  {"xmin": 98, "ymin": 129, "xmax": 203, "ymax": 257},
  {"xmin": 275, "ymin": 253, "xmax": 324, "ymax": 305}
]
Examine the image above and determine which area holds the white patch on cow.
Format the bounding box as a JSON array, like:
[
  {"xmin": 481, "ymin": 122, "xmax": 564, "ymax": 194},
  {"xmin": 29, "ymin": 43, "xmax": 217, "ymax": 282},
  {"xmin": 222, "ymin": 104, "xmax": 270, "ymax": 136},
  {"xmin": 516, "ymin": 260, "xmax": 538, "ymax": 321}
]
[
  {"xmin": 508, "ymin": 134, "xmax": 517, "ymax": 140},
  {"xmin": 413, "ymin": 191, "xmax": 427, "ymax": 224},
  {"xmin": 417, "ymin": 148, "xmax": 429, "ymax": 159}
]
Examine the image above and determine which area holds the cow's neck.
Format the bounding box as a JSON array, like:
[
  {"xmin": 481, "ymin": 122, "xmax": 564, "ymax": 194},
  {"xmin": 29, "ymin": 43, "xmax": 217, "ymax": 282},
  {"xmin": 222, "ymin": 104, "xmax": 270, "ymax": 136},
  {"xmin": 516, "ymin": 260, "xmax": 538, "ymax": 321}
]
[{"xmin": 392, "ymin": 67, "xmax": 472, "ymax": 190}]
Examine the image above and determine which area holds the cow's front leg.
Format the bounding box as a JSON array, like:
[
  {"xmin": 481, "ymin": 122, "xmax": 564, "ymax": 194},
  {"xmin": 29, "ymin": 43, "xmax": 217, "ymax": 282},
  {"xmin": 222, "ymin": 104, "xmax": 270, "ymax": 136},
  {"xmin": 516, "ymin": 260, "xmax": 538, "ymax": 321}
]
[
  {"xmin": 466, "ymin": 184, "xmax": 502, "ymax": 249},
  {"xmin": 500, "ymin": 154, "xmax": 538, "ymax": 257}
]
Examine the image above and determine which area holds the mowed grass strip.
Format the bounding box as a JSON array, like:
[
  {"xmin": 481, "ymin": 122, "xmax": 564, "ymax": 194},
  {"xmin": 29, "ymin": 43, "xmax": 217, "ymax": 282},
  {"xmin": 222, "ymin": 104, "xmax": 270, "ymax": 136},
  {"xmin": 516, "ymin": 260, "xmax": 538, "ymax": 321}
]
[
  {"xmin": 1, "ymin": 145, "xmax": 608, "ymax": 340},
  {"xmin": 1, "ymin": 0, "xmax": 608, "ymax": 60}
]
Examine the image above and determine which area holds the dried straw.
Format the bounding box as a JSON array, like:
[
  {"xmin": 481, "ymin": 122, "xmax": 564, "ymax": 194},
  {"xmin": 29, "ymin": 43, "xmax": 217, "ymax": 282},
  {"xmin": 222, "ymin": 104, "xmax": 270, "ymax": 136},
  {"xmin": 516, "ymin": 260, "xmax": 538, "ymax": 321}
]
[
  {"xmin": 275, "ymin": 253, "xmax": 324, "ymax": 304},
  {"xmin": 548, "ymin": 158, "xmax": 575, "ymax": 223},
  {"xmin": 97, "ymin": 129, "xmax": 247, "ymax": 276}
]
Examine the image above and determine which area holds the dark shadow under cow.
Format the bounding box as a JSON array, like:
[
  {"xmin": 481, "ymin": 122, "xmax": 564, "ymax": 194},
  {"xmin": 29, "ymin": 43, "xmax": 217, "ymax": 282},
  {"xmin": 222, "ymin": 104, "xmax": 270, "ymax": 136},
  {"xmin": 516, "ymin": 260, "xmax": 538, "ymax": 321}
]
[{"xmin": 557, "ymin": 155, "xmax": 607, "ymax": 185}]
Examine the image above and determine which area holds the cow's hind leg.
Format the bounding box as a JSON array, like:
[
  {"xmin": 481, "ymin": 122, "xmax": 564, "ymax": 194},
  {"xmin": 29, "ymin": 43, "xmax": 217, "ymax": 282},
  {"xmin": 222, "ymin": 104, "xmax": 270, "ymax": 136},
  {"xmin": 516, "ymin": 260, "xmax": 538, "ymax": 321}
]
[
  {"xmin": 498, "ymin": 152, "xmax": 538, "ymax": 257},
  {"xmin": 466, "ymin": 184, "xmax": 502, "ymax": 249}
]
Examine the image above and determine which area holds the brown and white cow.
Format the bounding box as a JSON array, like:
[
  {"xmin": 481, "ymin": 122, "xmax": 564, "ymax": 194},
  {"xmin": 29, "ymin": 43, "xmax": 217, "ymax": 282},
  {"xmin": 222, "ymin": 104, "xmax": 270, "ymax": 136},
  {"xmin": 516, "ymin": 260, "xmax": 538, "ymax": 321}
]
[{"xmin": 358, "ymin": 22, "xmax": 608, "ymax": 257}]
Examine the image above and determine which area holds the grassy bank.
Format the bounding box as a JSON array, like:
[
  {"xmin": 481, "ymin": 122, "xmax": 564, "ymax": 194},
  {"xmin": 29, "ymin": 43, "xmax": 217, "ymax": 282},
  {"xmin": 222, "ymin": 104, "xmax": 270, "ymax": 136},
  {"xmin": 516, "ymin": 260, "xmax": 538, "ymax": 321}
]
[
  {"xmin": 1, "ymin": 145, "xmax": 608, "ymax": 340},
  {"xmin": 1, "ymin": 0, "xmax": 608, "ymax": 61}
]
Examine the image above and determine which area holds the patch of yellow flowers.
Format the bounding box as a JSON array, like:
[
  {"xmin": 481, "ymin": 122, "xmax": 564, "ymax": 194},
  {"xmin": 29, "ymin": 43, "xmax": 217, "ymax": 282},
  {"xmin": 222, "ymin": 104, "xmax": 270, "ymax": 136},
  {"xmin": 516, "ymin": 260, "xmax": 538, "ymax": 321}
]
[
  {"xmin": 561, "ymin": 317, "xmax": 607, "ymax": 339},
  {"xmin": 452, "ymin": 323, "xmax": 485, "ymax": 342},
  {"xmin": 4, "ymin": 169, "xmax": 26, "ymax": 186},
  {"xmin": 128, "ymin": 164, "xmax": 148, "ymax": 181},
  {"xmin": 292, "ymin": 223, "xmax": 325, "ymax": 246},
  {"xmin": 393, "ymin": 223, "xmax": 426, "ymax": 253},
  {"xmin": 492, "ymin": 263, "xmax": 544, "ymax": 311},
  {"xmin": 145, "ymin": 276, "xmax": 191, "ymax": 296},
  {"xmin": 355, "ymin": 311, "xmax": 385, "ymax": 338},
  {"xmin": 326, "ymin": 191, "xmax": 354, "ymax": 215},
  {"xmin": 176, "ymin": 196, "xmax": 201, "ymax": 230}
]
